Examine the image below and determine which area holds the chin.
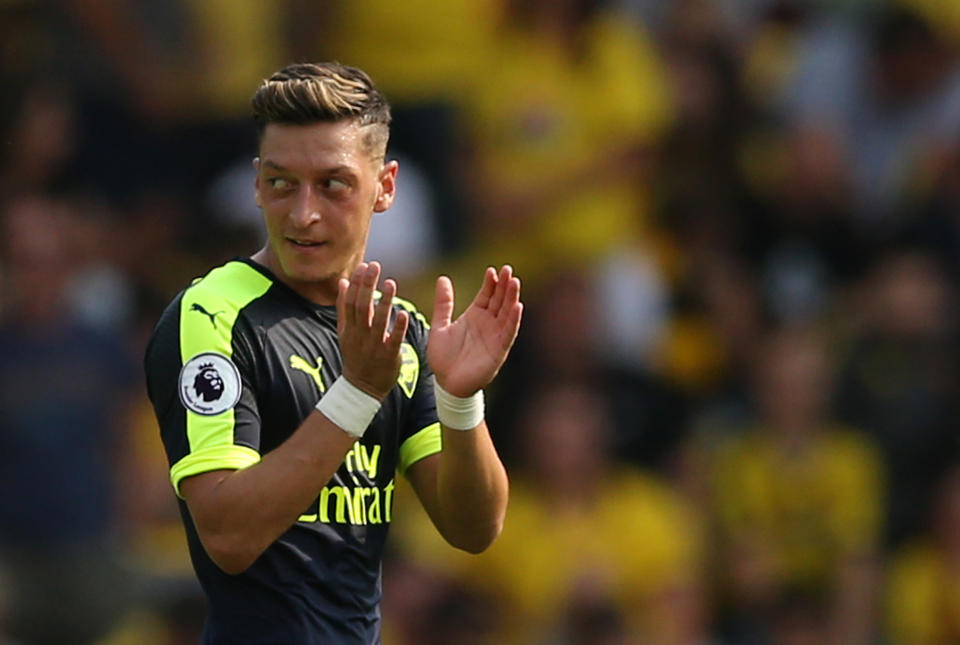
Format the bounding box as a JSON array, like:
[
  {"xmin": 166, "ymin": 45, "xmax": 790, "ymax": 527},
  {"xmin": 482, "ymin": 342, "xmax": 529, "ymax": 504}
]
[{"xmin": 280, "ymin": 256, "xmax": 341, "ymax": 285}]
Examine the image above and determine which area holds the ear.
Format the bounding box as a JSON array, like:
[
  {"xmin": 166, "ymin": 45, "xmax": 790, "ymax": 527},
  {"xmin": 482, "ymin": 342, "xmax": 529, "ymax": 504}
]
[
  {"xmin": 252, "ymin": 157, "xmax": 263, "ymax": 207},
  {"xmin": 373, "ymin": 160, "xmax": 398, "ymax": 213}
]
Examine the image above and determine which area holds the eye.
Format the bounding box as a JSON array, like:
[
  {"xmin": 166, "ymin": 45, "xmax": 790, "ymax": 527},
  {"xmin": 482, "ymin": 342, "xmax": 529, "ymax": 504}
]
[
  {"xmin": 325, "ymin": 177, "xmax": 350, "ymax": 192},
  {"xmin": 268, "ymin": 177, "xmax": 293, "ymax": 191}
]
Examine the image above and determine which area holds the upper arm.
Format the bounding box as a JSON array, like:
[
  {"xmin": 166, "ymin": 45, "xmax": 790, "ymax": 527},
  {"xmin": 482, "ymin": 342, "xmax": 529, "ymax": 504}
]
[{"xmin": 145, "ymin": 269, "xmax": 272, "ymax": 498}]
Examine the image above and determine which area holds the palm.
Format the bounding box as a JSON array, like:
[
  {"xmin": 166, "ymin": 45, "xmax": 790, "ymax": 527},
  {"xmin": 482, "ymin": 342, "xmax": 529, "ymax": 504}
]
[{"xmin": 427, "ymin": 267, "xmax": 523, "ymax": 398}]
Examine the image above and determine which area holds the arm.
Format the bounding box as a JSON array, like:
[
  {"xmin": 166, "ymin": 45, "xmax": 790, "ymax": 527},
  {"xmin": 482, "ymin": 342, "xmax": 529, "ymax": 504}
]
[
  {"xmin": 180, "ymin": 262, "xmax": 409, "ymax": 574},
  {"xmin": 407, "ymin": 266, "xmax": 522, "ymax": 553}
]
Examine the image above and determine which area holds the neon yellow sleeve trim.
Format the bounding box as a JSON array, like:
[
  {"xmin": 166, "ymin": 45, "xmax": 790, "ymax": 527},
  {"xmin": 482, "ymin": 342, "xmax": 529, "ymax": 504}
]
[
  {"xmin": 169, "ymin": 444, "xmax": 261, "ymax": 498},
  {"xmin": 398, "ymin": 422, "xmax": 442, "ymax": 476}
]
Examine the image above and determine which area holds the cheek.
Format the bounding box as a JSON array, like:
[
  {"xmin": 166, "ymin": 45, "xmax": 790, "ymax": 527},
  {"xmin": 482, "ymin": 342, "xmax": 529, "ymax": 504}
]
[
  {"xmin": 260, "ymin": 204, "xmax": 288, "ymax": 232},
  {"xmin": 329, "ymin": 199, "xmax": 370, "ymax": 234}
]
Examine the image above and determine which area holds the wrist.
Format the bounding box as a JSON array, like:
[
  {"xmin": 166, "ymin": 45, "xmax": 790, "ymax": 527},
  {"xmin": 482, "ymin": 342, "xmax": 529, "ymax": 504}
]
[
  {"xmin": 315, "ymin": 376, "xmax": 382, "ymax": 438},
  {"xmin": 434, "ymin": 378, "xmax": 485, "ymax": 431},
  {"xmin": 340, "ymin": 369, "xmax": 389, "ymax": 401}
]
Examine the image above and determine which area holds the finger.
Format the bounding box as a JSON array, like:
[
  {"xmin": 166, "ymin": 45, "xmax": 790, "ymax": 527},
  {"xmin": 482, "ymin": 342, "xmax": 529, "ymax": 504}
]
[
  {"xmin": 432, "ymin": 276, "xmax": 455, "ymax": 329},
  {"xmin": 487, "ymin": 264, "xmax": 513, "ymax": 315},
  {"xmin": 355, "ymin": 261, "xmax": 380, "ymax": 327},
  {"xmin": 373, "ymin": 278, "xmax": 396, "ymax": 341},
  {"xmin": 336, "ymin": 278, "xmax": 350, "ymax": 332},
  {"xmin": 501, "ymin": 302, "xmax": 523, "ymax": 351},
  {"xmin": 343, "ymin": 263, "xmax": 367, "ymax": 327},
  {"xmin": 386, "ymin": 309, "xmax": 410, "ymax": 353},
  {"xmin": 472, "ymin": 267, "xmax": 497, "ymax": 310},
  {"xmin": 498, "ymin": 276, "xmax": 521, "ymax": 319}
]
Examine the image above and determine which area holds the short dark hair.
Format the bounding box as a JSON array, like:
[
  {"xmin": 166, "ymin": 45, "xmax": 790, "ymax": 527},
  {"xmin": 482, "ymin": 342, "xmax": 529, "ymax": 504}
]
[{"xmin": 251, "ymin": 62, "xmax": 391, "ymax": 157}]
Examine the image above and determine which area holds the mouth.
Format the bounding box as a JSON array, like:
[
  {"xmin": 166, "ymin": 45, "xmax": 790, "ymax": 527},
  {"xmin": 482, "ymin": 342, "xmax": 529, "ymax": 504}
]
[{"xmin": 287, "ymin": 237, "xmax": 326, "ymax": 248}]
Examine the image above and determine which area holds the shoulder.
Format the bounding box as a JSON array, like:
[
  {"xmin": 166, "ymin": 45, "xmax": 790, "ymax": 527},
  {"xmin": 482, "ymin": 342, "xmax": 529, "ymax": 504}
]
[
  {"xmin": 887, "ymin": 540, "xmax": 943, "ymax": 614},
  {"xmin": 181, "ymin": 260, "xmax": 275, "ymax": 315},
  {"xmin": 389, "ymin": 294, "xmax": 431, "ymax": 352},
  {"xmin": 145, "ymin": 260, "xmax": 275, "ymax": 368},
  {"xmin": 822, "ymin": 426, "xmax": 884, "ymax": 468},
  {"xmin": 392, "ymin": 295, "xmax": 430, "ymax": 332}
]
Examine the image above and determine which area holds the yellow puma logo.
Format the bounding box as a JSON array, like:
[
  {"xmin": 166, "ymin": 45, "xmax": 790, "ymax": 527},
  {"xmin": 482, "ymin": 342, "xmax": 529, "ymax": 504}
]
[
  {"xmin": 397, "ymin": 343, "xmax": 419, "ymax": 398},
  {"xmin": 290, "ymin": 355, "xmax": 325, "ymax": 393}
]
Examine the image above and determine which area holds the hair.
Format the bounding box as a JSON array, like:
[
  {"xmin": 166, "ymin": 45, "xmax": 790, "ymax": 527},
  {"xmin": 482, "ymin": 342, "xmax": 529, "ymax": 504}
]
[{"xmin": 251, "ymin": 62, "xmax": 391, "ymax": 158}]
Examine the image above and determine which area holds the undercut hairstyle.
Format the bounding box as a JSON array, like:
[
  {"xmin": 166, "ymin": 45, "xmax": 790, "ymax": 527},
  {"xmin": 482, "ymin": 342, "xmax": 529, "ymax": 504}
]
[{"xmin": 251, "ymin": 62, "xmax": 391, "ymax": 158}]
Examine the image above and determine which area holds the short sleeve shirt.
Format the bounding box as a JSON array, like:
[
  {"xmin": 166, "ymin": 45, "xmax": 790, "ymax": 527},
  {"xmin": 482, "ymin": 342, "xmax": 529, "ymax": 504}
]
[{"xmin": 144, "ymin": 258, "xmax": 441, "ymax": 644}]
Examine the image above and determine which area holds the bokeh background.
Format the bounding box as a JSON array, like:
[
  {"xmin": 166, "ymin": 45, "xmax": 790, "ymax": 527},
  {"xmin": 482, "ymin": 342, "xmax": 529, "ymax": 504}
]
[{"xmin": 3, "ymin": 0, "xmax": 960, "ymax": 643}]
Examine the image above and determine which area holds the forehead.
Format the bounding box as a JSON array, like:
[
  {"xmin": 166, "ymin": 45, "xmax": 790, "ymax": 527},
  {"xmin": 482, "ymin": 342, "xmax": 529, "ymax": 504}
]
[{"xmin": 258, "ymin": 120, "xmax": 374, "ymax": 172}]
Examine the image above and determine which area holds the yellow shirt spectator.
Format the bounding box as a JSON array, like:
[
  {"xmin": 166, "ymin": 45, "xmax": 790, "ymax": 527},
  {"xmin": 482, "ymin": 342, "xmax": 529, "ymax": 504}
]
[
  {"xmin": 886, "ymin": 542, "xmax": 960, "ymax": 645},
  {"xmin": 457, "ymin": 11, "xmax": 672, "ymax": 285},
  {"xmin": 392, "ymin": 469, "xmax": 703, "ymax": 644},
  {"xmin": 712, "ymin": 428, "xmax": 884, "ymax": 589},
  {"xmin": 329, "ymin": 0, "xmax": 501, "ymax": 104}
]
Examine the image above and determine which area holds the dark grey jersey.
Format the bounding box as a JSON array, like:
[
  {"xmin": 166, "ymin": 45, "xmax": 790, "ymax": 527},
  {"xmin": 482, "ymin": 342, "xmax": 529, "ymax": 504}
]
[{"xmin": 144, "ymin": 258, "xmax": 440, "ymax": 644}]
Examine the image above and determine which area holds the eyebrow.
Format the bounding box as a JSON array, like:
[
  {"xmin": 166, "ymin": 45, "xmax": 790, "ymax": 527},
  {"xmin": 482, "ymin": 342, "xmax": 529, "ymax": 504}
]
[
  {"xmin": 261, "ymin": 159, "xmax": 357, "ymax": 175},
  {"xmin": 261, "ymin": 160, "xmax": 288, "ymax": 171}
]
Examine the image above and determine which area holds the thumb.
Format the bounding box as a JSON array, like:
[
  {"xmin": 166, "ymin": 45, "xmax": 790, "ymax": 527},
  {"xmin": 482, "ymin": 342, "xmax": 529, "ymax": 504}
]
[{"xmin": 432, "ymin": 276, "xmax": 455, "ymax": 329}]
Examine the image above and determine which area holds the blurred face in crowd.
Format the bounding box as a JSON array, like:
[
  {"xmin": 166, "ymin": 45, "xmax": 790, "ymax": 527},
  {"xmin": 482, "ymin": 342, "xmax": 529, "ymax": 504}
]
[
  {"xmin": 754, "ymin": 329, "xmax": 832, "ymax": 434},
  {"xmin": 253, "ymin": 119, "xmax": 397, "ymax": 303},
  {"xmin": 872, "ymin": 252, "xmax": 950, "ymax": 338},
  {"xmin": 2, "ymin": 196, "xmax": 75, "ymax": 323},
  {"xmin": 522, "ymin": 383, "xmax": 611, "ymax": 497}
]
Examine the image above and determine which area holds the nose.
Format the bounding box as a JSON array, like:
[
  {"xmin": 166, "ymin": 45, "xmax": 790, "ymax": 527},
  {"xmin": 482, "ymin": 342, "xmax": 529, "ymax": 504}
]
[{"xmin": 290, "ymin": 183, "xmax": 322, "ymax": 227}]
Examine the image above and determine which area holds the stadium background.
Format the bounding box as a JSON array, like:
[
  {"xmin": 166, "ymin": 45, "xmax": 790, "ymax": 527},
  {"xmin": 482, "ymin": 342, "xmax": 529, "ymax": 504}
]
[{"xmin": 2, "ymin": 0, "xmax": 960, "ymax": 643}]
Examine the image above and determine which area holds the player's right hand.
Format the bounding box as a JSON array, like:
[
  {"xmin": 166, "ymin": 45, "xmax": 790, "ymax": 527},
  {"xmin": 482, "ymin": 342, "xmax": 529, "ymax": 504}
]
[{"xmin": 336, "ymin": 261, "xmax": 409, "ymax": 400}]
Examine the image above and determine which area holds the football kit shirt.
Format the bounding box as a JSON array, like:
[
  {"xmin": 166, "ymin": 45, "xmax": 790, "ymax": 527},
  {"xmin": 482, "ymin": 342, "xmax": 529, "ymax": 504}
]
[{"xmin": 145, "ymin": 258, "xmax": 441, "ymax": 644}]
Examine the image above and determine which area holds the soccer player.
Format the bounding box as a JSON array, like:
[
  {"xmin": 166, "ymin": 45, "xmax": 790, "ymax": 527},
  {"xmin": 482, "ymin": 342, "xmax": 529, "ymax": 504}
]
[{"xmin": 144, "ymin": 62, "xmax": 521, "ymax": 644}]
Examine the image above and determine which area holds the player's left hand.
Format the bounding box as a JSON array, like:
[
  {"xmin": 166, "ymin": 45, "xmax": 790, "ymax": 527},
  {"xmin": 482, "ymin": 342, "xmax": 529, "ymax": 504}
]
[{"xmin": 428, "ymin": 265, "xmax": 523, "ymax": 397}]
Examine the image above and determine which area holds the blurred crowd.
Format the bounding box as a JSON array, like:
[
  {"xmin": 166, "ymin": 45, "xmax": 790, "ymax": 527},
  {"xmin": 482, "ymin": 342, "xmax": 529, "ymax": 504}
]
[{"xmin": 2, "ymin": 0, "xmax": 960, "ymax": 643}]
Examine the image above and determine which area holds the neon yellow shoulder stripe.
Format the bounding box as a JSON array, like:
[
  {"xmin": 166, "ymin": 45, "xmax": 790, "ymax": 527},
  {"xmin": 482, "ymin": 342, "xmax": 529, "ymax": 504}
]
[
  {"xmin": 398, "ymin": 422, "xmax": 442, "ymax": 476},
  {"xmin": 175, "ymin": 261, "xmax": 272, "ymax": 486},
  {"xmin": 393, "ymin": 296, "xmax": 430, "ymax": 329}
]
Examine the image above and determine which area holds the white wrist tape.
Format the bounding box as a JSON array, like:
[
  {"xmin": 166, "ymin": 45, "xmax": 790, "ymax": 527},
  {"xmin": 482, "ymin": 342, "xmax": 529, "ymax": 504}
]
[
  {"xmin": 315, "ymin": 376, "xmax": 382, "ymax": 438},
  {"xmin": 434, "ymin": 379, "xmax": 485, "ymax": 431}
]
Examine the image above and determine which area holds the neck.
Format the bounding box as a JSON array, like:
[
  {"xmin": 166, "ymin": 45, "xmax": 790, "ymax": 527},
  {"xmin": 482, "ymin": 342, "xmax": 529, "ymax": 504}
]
[{"xmin": 250, "ymin": 247, "xmax": 346, "ymax": 306}]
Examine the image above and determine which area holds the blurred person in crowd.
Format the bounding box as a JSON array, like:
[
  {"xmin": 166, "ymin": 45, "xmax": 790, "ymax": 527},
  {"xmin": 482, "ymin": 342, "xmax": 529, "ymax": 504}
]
[
  {"xmin": 0, "ymin": 81, "xmax": 78, "ymax": 198},
  {"xmin": 785, "ymin": 4, "xmax": 960, "ymax": 236},
  {"xmin": 705, "ymin": 325, "xmax": 883, "ymax": 645},
  {"xmin": 94, "ymin": 586, "xmax": 207, "ymax": 645},
  {"xmin": 655, "ymin": 0, "xmax": 746, "ymax": 216},
  {"xmin": 0, "ymin": 194, "xmax": 135, "ymax": 644},
  {"xmin": 835, "ymin": 247, "xmax": 960, "ymax": 547},
  {"xmin": 394, "ymin": 381, "xmax": 709, "ymax": 644},
  {"xmin": 62, "ymin": 192, "xmax": 138, "ymax": 333},
  {"xmin": 144, "ymin": 62, "xmax": 521, "ymax": 644},
  {"xmin": 658, "ymin": 247, "xmax": 766, "ymax": 467},
  {"xmin": 657, "ymin": 1, "xmax": 869, "ymax": 324},
  {"xmin": 488, "ymin": 268, "xmax": 687, "ymax": 472},
  {"xmin": 436, "ymin": 0, "xmax": 671, "ymax": 299},
  {"xmin": 901, "ymin": 135, "xmax": 960, "ymax": 283},
  {"xmin": 329, "ymin": 0, "xmax": 501, "ymax": 252},
  {"xmin": 885, "ymin": 463, "xmax": 960, "ymax": 645},
  {"xmin": 54, "ymin": 0, "xmax": 313, "ymax": 203},
  {"xmin": 380, "ymin": 558, "xmax": 499, "ymax": 645},
  {"xmin": 764, "ymin": 589, "xmax": 832, "ymax": 645}
]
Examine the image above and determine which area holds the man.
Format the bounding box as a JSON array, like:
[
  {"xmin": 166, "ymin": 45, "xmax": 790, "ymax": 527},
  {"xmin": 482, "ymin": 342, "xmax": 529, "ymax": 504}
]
[{"xmin": 144, "ymin": 62, "xmax": 521, "ymax": 644}]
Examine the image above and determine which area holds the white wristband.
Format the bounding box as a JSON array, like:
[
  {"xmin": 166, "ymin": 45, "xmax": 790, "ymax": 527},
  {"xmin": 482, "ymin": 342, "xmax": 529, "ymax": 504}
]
[
  {"xmin": 315, "ymin": 376, "xmax": 382, "ymax": 438},
  {"xmin": 434, "ymin": 379, "xmax": 485, "ymax": 431}
]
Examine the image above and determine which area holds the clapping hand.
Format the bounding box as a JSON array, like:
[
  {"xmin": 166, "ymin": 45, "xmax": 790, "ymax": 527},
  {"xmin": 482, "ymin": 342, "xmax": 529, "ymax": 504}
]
[
  {"xmin": 427, "ymin": 266, "xmax": 523, "ymax": 398},
  {"xmin": 337, "ymin": 261, "xmax": 409, "ymax": 400}
]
